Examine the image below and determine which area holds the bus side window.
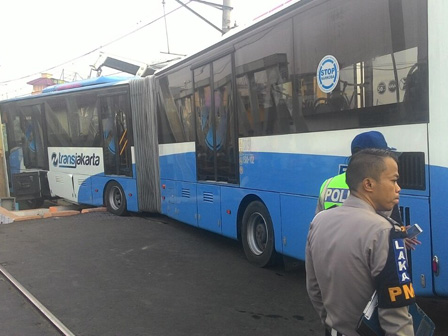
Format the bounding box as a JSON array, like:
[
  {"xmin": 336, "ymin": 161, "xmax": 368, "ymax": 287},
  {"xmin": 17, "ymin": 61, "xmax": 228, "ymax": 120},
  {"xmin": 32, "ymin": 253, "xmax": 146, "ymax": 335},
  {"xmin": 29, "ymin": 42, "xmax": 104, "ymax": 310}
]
[
  {"xmin": 403, "ymin": 63, "xmax": 428, "ymax": 119},
  {"xmin": 74, "ymin": 93, "xmax": 99, "ymax": 147}
]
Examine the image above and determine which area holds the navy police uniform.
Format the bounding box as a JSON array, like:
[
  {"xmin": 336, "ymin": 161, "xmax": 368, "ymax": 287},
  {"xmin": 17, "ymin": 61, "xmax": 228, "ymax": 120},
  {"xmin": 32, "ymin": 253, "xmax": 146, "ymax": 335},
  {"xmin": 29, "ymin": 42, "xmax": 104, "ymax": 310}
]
[{"xmin": 306, "ymin": 195, "xmax": 414, "ymax": 336}]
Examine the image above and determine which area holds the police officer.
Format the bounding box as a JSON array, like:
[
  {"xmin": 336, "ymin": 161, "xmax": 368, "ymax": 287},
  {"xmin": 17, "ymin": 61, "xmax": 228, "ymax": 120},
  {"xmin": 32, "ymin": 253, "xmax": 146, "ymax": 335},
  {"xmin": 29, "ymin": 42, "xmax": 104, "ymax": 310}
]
[
  {"xmin": 306, "ymin": 149, "xmax": 415, "ymax": 336},
  {"xmin": 316, "ymin": 131, "xmax": 395, "ymax": 214},
  {"xmin": 316, "ymin": 131, "xmax": 421, "ymax": 250}
]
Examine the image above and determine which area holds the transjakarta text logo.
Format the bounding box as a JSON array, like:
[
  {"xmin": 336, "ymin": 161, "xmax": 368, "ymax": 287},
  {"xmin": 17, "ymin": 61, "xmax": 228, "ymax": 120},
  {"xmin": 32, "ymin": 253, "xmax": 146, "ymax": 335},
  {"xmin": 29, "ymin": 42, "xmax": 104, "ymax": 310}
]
[
  {"xmin": 317, "ymin": 55, "xmax": 340, "ymax": 93},
  {"xmin": 51, "ymin": 152, "xmax": 100, "ymax": 169}
]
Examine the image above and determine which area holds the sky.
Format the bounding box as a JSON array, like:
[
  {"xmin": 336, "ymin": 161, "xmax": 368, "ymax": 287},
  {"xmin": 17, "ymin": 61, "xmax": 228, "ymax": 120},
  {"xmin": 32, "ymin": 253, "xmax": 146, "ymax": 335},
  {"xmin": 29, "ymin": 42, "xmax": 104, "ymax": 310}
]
[{"xmin": 0, "ymin": 0, "xmax": 293, "ymax": 99}]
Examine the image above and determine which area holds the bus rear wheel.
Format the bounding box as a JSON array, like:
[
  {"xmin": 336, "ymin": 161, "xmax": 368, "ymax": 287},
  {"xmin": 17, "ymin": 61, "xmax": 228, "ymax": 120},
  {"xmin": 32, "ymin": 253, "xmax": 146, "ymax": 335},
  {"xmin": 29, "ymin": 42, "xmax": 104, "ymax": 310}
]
[
  {"xmin": 241, "ymin": 201, "xmax": 277, "ymax": 267},
  {"xmin": 105, "ymin": 181, "xmax": 128, "ymax": 216}
]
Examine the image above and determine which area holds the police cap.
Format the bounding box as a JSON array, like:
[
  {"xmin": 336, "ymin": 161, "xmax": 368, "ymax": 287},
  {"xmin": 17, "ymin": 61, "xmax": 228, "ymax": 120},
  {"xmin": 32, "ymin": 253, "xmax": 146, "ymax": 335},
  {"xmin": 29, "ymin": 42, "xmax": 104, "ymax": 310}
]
[{"xmin": 351, "ymin": 131, "xmax": 396, "ymax": 154}]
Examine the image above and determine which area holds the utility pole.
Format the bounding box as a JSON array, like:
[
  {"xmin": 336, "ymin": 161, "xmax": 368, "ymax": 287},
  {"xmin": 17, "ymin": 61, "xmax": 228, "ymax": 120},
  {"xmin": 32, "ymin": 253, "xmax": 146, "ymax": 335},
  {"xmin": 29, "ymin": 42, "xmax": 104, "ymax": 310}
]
[
  {"xmin": 222, "ymin": 0, "xmax": 232, "ymax": 34},
  {"xmin": 176, "ymin": 0, "xmax": 234, "ymax": 35}
]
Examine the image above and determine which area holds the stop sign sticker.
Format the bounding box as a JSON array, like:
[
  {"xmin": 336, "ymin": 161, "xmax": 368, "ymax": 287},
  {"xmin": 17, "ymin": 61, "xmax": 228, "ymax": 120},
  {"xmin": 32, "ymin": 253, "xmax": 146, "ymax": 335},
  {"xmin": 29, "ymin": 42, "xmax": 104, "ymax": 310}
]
[{"xmin": 317, "ymin": 55, "xmax": 340, "ymax": 93}]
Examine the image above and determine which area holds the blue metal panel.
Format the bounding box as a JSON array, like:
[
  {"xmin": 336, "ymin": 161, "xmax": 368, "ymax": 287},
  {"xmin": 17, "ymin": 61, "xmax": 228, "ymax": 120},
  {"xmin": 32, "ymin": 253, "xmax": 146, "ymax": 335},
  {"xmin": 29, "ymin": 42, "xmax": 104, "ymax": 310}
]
[
  {"xmin": 280, "ymin": 195, "xmax": 317, "ymax": 260},
  {"xmin": 173, "ymin": 181, "xmax": 198, "ymax": 226},
  {"xmin": 77, "ymin": 178, "xmax": 93, "ymax": 204},
  {"xmin": 428, "ymin": 166, "xmax": 448, "ymax": 296},
  {"xmin": 161, "ymin": 180, "xmax": 198, "ymax": 226},
  {"xmin": 220, "ymin": 187, "xmax": 245, "ymax": 239},
  {"xmin": 160, "ymin": 179, "xmax": 176, "ymax": 218},
  {"xmin": 90, "ymin": 175, "xmax": 107, "ymax": 206},
  {"xmin": 239, "ymin": 152, "xmax": 345, "ymax": 196},
  {"xmin": 399, "ymin": 195, "xmax": 433, "ymax": 296},
  {"xmin": 159, "ymin": 152, "xmax": 196, "ymax": 182},
  {"xmin": 239, "ymin": 152, "xmax": 429, "ymax": 198},
  {"xmin": 116, "ymin": 177, "xmax": 138, "ymax": 212},
  {"xmin": 197, "ymin": 184, "xmax": 222, "ymax": 234}
]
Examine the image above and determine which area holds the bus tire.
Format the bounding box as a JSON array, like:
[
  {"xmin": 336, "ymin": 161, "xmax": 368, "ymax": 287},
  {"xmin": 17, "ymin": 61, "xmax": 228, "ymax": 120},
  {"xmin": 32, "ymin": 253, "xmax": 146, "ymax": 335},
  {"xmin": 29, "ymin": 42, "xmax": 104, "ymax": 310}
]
[
  {"xmin": 105, "ymin": 181, "xmax": 128, "ymax": 216},
  {"xmin": 241, "ymin": 201, "xmax": 277, "ymax": 267}
]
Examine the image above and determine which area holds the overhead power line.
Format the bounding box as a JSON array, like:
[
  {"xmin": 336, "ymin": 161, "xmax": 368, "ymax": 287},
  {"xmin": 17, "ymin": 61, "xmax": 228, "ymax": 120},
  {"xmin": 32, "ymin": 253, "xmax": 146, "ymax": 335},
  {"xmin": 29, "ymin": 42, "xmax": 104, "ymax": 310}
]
[{"xmin": 0, "ymin": 1, "xmax": 192, "ymax": 85}]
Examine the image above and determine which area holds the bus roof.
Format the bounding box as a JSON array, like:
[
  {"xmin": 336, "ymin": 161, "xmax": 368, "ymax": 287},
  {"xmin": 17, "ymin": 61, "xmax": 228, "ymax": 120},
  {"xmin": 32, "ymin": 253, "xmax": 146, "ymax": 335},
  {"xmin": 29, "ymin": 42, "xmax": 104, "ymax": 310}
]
[
  {"xmin": 42, "ymin": 76, "xmax": 133, "ymax": 93},
  {"xmin": 0, "ymin": 76, "xmax": 135, "ymax": 105}
]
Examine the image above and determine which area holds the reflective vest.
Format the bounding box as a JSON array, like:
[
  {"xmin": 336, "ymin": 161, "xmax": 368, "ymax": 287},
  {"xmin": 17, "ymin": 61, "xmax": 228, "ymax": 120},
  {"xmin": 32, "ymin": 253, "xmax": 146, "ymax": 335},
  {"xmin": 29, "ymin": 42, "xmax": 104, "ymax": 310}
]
[{"xmin": 318, "ymin": 172, "xmax": 350, "ymax": 211}]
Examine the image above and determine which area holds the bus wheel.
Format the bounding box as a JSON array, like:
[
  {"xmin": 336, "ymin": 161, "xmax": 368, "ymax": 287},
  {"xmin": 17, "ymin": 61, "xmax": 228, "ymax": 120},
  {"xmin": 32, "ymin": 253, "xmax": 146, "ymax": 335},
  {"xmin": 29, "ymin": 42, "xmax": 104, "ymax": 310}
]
[
  {"xmin": 241, "ymin": 201, "xmax": 276, "ymax": 267},
  {"xmin": 105, "ymin": 181, "xmax": 128, "ymax": 216}
]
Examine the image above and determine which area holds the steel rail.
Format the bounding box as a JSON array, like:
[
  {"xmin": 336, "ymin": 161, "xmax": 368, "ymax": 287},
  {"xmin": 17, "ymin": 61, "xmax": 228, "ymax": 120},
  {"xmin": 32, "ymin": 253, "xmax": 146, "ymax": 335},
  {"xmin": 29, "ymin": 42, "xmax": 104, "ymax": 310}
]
[{"xmin": 0, "ymin": 264, "xmax": 75, "ymax": 336}]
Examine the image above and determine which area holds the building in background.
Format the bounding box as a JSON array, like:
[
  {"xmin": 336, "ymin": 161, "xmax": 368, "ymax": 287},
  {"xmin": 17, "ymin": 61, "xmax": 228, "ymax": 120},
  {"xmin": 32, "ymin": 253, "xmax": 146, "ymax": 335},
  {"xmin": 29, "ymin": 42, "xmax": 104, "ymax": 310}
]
[{"xmin": 26, "ymin": 73, "xmax": 65, "ymax": 94}]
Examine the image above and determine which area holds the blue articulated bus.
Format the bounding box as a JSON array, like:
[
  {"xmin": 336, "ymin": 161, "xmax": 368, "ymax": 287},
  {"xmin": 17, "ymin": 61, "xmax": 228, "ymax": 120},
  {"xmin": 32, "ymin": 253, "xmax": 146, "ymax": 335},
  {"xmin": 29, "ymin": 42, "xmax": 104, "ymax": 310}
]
[
  {"xmin": 0, "ymin": 76, "xmax": 155, "ymax": 214},
  {"xmin": 1, "ymin": 0, "xmax": 447, "ymax": 298}
]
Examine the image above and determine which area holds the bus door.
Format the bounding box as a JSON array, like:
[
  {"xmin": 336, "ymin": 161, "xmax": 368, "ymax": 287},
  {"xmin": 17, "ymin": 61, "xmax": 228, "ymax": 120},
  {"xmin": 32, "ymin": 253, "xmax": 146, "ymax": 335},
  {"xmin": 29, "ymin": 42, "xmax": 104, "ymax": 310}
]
[
  {"xmin": 3, "ymin": 102, "xmax": 49, "ymax": 205},
  {"xmin": 12, "ymin": 103, "xmax": 47, "ymax": 172},
  {"xmin": 194, "ymin": 54, "xmax": 238, "ymax": 234},
  {"xmin": 99, "ymin": 93, "xmax": 133, "ymax": 178}
]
